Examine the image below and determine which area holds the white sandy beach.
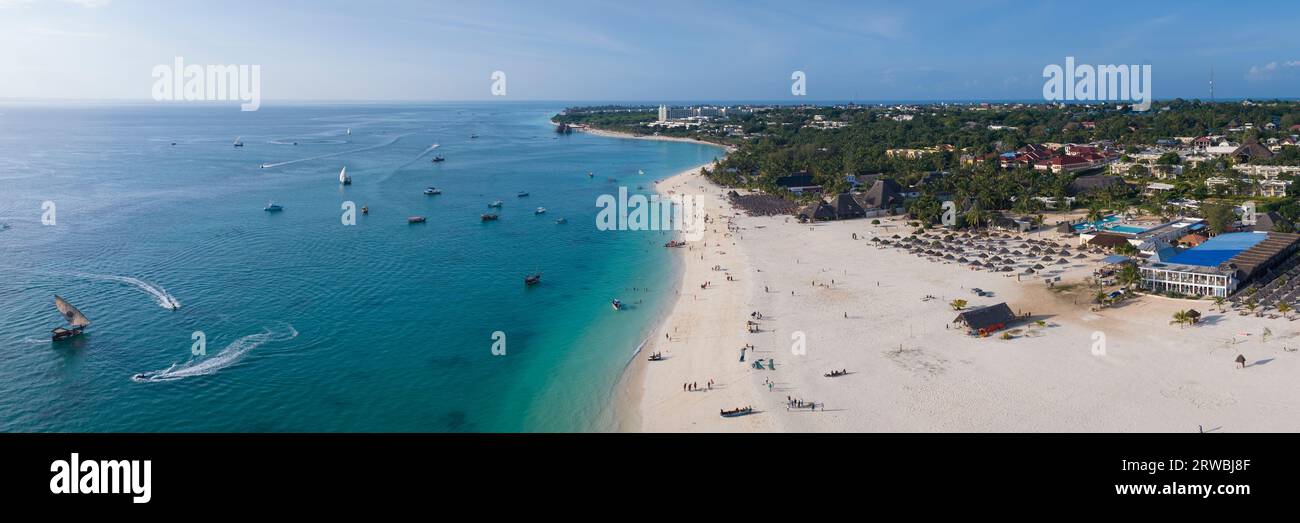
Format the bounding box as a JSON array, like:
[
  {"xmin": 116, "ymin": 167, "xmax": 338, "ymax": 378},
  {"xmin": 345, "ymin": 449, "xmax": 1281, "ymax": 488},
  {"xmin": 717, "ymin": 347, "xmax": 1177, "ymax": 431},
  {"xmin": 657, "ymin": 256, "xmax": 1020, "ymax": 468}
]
[{"xmin": 620, "ymin": 168, "xmax": 1300, "ymax": 432}]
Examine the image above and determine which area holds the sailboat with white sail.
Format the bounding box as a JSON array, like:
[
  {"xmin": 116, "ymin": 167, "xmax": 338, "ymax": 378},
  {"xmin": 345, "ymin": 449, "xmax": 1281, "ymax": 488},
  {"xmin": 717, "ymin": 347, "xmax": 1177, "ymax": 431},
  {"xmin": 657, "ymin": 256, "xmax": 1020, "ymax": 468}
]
[
  {"xmin": 339, "ymin": 166, "xmax": 351, "ymax": 185},
  {"xmin": 51, "ymin": 295, "xmax": 90, "ymax": 341}
]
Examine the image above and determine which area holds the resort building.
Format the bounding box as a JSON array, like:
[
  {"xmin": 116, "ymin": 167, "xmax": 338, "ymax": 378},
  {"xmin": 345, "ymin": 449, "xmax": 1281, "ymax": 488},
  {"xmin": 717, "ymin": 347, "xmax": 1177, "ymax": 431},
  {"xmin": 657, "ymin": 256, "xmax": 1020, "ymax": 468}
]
[
  {"xmin": 1138, "ymin": 231, "xmax": 1300, "ymax": 297},
  {"xmin": 1076, "ymin": 217, "xmax": 1206, "ymax": 249}
]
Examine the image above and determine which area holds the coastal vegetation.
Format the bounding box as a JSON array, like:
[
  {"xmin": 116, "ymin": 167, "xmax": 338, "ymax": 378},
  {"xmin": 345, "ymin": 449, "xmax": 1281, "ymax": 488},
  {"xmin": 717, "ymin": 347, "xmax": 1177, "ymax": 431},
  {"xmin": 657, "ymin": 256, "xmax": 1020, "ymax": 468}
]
[{"xmin": 557, "ymin": 101, "xmax": 1300, "ymax": 226}]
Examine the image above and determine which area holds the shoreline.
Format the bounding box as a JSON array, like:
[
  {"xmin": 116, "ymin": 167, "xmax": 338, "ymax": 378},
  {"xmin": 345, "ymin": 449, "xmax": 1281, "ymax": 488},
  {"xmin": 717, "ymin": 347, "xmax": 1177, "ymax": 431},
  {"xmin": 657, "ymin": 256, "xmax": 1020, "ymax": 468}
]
[
  {"xmin": 564, "ymin": 123, "xmax": 739, "ymax": 153},
  {"xmin": 614, "ymin": 165, "xmax": 769, "ymax": 432}
]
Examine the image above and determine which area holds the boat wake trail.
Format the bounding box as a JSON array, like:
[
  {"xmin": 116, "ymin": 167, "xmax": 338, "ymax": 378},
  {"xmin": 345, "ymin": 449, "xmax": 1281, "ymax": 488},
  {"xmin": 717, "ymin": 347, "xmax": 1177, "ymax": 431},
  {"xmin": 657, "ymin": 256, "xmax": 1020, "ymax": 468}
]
[
  {"xmin": 73, "ymin": 272, "xmax": 181, "ymax": 310},
  {"xmin": 131, "ymin": 324, "xmax": 298, "ymax": 382},
  {"xmin": 259, "ymin": 134, "xmax": 407, "ymax": 169}
]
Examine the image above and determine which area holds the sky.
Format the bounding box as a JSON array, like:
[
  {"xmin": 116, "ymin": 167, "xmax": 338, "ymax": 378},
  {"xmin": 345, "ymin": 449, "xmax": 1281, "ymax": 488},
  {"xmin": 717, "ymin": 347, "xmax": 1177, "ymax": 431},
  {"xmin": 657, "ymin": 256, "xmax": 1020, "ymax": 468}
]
[{"xmin": 1, "ymin": 0, "xmax": 1298, "ymax": 103}]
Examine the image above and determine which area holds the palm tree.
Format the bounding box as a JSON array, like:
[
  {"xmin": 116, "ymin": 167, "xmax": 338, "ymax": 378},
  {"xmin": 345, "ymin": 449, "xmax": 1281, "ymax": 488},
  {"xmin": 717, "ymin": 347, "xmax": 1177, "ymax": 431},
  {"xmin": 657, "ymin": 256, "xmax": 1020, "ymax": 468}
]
[
  {"xmin": 1117, "ymin": 264, "xmax": 1140, "ymax": 289},
  {"xmin": 1246, "ymin": 299, "xmax": 1258, "ymax": 315},
  {"xmin": 1213, "ymin": 296, "xmax": 1226, "ymax": 313},
  {"xmin": 1170, "ymin": 310, "xmax": 1193, "ymax": 328},
  {"xmin": 950, "ymin": 299, "xmax": 968, "ymax": 311},
  {"xmin": 1093, "ymin": 291, "xmax": 1109, "ymax": 307},
  {"xmin": 1279, "ymin": 303, "xmax": 1293, "ymax": 320}
]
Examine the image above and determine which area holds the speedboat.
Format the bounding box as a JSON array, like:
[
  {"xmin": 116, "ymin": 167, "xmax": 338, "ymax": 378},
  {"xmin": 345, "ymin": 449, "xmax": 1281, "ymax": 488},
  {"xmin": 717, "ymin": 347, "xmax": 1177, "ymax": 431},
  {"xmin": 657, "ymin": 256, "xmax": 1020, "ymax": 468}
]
[
  {"xmin": 488, "ymin": 200, "xmax": 503, "ymax": 208},
  {"xmin": 431, "ymin": 155, "xmax": 445, "ymax": 163},
  {"xmin": 535, "ymin": 207, "xmax": 546, "ymax": 215},
  {"xmin": 408, "ymin": 216, "xmax": 427, "ymax": 224},
  {"xmin": 469, "ymin": 134, "xmax": 479, "ymax": 139},
  {"xmin": 264, "ymin": 202, "xmax": 283, "ymax": 212},
  {"xmin": 517, "ymin": 191, "xmax": 529, "ymax": 198},
  {"xmin": 555, "ymin": 217, "xmax": 567, "ymax": 224},
  {"xmin": 524, "ymin": 273, "xmax": 541, "ymax": 285},
  {"xmin": 611, "ymin": 299, "xmax": 623, "ymax": 311},
  {"xmin": 424, "ymin": 187, "xmax": 442, "ymax": 195},
  {"xmin": 361, "ymin": 205, "xmax": 369, "ymax": 215},
  {"xmin": 481, "ymin": 213, "xmax": 499, "ymax": 222}
]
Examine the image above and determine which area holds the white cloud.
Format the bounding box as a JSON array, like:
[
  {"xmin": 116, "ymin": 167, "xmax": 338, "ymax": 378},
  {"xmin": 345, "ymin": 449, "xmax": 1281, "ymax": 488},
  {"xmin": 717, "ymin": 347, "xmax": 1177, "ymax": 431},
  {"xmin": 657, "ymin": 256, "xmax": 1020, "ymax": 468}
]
[
  {"xmin": 1246, "ymin": 60, "xmax": 1300, "ymax": 81},
  {"xmin": 26, "ymin": 26, "xmax": 105, "ymax": 37}
]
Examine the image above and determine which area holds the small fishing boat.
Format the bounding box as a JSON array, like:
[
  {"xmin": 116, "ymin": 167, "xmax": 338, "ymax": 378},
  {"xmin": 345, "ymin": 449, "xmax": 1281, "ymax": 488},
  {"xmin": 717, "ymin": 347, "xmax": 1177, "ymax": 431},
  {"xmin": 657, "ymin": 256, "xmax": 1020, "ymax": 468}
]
[
  {"xmin": 517, "ymin": 191, "xmax": 529, "ymax": 198},
  {"xmin": 555, "ymin": 217, "xmax": 567, "ymax": 224},
  {"xmin": 264, "ymin": 202, "xmax": 283, "ymax": 212},
  {"xmin": 469, "ymin": 134, "xmax": 479, "ymax": 139},
  {"xmin": 338, "ymin": 166, "xmax": 351, "ymax": 185},
  {"xmin": 638, "ymin": 169, "xmax": 645, "ymax": 175},
  {"xmin": 524, "ymin": 273, "xmax": 541, "ymax": 285},
  {"xmin": 534, "ymin": 207, "xmax": 546, "ymax": 215},
  {"xmin": 233, "ymin": 137, "xmax": 244, "ymax": 147},
  {"xmin": 720, "ymin": 406, "xmax": 753, "ymax": 418},
  {"xmin": 611, "ymin": 298, "xmax": 623, "ymax": 311},
  {"xmin": 488, "ymin": 200, "xmax": 503, "ymax": 208},
  {"xmin": 51, "ymin": 295, "xmax": 90, "ymax": 341},
  {"xmin": 423, "ymin": 187, "xmax": 442, "ymax": 195},
  {"xmin": 361, "ymin": 204, "xmax": 369, "ymax": 215},
  {"xmin": 408, "ymin": 216, "xmax": 427, "ymax": 224},
  {"xmin": 587, "ymin": 171, "xmax": 593, "ymax": 178},
  {"xmin": 430, "ymin": 155, "xmax": 445, "ymax": 163},
  {"xmin": 481, "ymin": 213, "xmax": 499, "ymax": 222}
]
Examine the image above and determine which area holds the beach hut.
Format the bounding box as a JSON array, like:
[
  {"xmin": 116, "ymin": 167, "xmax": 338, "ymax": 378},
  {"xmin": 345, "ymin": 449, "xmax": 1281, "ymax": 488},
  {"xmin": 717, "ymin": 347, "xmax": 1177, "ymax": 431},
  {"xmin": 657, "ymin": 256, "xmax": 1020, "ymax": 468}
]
[
  {"xmin": 952, "ymin": 302, "xmax": 1017, "ymax": 336},
  {"xmin": 798, "ymin": 201, "xmax": 837, "ymax": 222},
  {"xmin": 1187, "ymin": 309, "xmax": 1202, "ymax": 324},
  {"xmin": 832, "ymin": 193, "xmax": 866, "ymax": 219}
]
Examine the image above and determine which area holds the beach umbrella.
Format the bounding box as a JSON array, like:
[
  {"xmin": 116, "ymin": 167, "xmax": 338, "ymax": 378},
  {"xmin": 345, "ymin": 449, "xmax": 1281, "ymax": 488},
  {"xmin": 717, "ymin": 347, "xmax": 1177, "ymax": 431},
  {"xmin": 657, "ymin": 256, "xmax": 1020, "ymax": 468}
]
[
  {"xmin": 1001, "ymin": 266, "xmax": 1014, "ymax": 272},
  {"xmin": 944, "ymin": 254, "xmax": 955, "ymax": 260},
  {"xmin": 1041, "ymin": 256, "xmax": 1054, "ymax": 261},
  {"xmin": 1074, "ymin": 253, "xmax": 1087, "ymax": 259},
  {"xmin": 958, "ymin": 257, "xmax": 969, "ymax": 263},
  {"xmin": 1024, "ymin": 268, "xmax": 1036, "ymax": 274},
  {"xmin": 1033, "ymin": 263, "xmax": 1045, "ymax": 270},
  {"xmin": 1057, "ymin": 258, "xmax": 1069, "ymax": 264}
]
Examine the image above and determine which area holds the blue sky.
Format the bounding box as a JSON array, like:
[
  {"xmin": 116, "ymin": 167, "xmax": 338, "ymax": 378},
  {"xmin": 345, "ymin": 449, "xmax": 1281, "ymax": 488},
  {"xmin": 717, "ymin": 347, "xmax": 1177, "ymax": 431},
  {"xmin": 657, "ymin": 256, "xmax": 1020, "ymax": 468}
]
[{"xmin": 1, "ymin": 0, "xmax": 1297, "ymax": 102}]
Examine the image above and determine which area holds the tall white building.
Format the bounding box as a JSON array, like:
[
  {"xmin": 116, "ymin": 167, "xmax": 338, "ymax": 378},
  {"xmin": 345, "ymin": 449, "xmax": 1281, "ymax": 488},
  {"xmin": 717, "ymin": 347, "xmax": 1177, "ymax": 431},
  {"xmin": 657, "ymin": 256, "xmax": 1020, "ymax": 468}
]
[{"xmin": 658, "ymin": 105, "xmax": 668, "ymax": 123}]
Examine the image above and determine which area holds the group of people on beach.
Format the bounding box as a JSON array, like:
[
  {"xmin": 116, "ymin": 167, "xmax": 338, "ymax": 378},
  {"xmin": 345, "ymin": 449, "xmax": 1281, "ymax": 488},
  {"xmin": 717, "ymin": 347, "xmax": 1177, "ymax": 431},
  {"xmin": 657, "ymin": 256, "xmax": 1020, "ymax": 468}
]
[
  {"xmin": 787, "ymin": 397, "xmax": 817, "ymax": 410},
  {"xmin": 683, "ymin": 379, "xmax": 714, "ymax": 392}
]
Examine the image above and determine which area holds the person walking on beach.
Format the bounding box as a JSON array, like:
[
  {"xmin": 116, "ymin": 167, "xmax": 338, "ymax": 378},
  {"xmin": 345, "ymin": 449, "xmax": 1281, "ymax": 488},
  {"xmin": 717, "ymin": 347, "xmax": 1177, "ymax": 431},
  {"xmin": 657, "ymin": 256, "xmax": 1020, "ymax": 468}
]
[{"xmin": 1236, "ymin": 354, "xmax": 1247, "ymax": 369}]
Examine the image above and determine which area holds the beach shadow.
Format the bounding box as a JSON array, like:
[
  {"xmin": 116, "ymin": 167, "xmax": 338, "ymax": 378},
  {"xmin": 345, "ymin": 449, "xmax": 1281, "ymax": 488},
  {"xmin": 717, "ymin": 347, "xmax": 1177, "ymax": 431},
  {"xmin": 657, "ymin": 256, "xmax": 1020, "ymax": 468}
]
[
  {"xmin": 1251, "ymin": 358, "xmax": 1275, "ymax": 367},
  {"xmin": 1198, "ymin": 315, "xmax": 1226, "ymax": 326}
]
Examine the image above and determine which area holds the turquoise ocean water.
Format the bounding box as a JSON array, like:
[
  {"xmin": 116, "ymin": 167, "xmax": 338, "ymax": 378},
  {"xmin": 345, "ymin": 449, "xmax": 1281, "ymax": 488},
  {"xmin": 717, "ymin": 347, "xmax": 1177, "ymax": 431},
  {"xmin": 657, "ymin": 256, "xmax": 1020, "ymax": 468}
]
[{"xmin": 0, "ymin": 102, "xmax": 721, "ymax": 432}]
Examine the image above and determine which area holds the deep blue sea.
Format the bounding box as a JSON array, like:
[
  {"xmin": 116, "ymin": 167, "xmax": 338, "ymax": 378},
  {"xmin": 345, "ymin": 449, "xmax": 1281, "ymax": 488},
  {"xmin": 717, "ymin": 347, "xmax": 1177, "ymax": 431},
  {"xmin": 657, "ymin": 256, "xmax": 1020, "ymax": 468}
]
[{"xmin": 0, "ymin": 102, "xmax": 721, "ymax": 432}]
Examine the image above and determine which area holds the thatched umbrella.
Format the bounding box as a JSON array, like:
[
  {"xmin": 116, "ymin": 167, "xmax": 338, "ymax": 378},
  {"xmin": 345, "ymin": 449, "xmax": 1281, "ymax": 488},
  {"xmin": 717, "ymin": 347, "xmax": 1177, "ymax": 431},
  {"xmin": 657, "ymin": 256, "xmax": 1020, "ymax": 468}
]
[
  {"xmin": 1057, "ymin": 258, "xmax": 1070, "ymax": 264},
  {"xmin": 1032, "ymin": 263, "xmax": 1046, "ymax": 270},
  {"xmin": 1023, "ymin": 268, "xmax": 1036, "ymax": 274},
  {"xmin": 1041, "ymin": 255, "xmax": 1054, "ymax": 261},
  {"xmin": 1074, "ymin": 253, "xmax": 1087, "ymax": 259},
  {"xmin": 958, "ymin": 257, "xmax": 969, "ymax": 263}
]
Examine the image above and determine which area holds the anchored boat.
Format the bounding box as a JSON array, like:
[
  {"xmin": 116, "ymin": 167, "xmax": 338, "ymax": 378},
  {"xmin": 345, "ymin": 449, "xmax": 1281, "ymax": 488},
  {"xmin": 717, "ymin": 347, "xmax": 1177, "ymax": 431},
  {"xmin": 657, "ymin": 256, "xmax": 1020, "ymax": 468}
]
[{"xmin": 339, "ymin": 166, "xmax": 351, "ymax": 185}]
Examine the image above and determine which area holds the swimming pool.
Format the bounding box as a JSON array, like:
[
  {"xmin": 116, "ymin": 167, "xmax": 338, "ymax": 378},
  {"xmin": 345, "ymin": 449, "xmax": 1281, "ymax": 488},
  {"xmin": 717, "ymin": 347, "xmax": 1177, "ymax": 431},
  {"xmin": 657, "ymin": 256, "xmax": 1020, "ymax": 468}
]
[
  {"xmin": 1107, "ymin": 225, "xmax": 1148, "ymax": 234},
  {"xmin": 1072, "ymin": 215, "xmax": 1121, "ymax": 232}
]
